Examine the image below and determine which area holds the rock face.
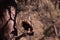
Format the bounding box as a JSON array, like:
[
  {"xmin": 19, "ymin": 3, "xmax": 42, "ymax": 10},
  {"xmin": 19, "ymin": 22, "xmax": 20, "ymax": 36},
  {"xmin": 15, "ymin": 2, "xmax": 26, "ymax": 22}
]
[{"xmin": 16, "ymin": 0, "xmax": 60, "ymax": 40}]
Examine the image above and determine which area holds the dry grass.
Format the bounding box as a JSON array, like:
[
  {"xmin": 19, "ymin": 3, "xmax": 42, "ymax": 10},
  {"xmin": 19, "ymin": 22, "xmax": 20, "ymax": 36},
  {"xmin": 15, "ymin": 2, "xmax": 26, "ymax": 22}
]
[{"xmin": 16, "ymin": 0, "xmax": 60, "ymax": 40}]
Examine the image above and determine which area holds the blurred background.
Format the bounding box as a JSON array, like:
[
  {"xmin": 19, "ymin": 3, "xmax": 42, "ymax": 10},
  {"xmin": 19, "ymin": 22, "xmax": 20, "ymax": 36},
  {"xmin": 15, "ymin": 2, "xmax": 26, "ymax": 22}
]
[{"xmin": 16, "ymin": 0, "xmax": 60, "ymax": 40}]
